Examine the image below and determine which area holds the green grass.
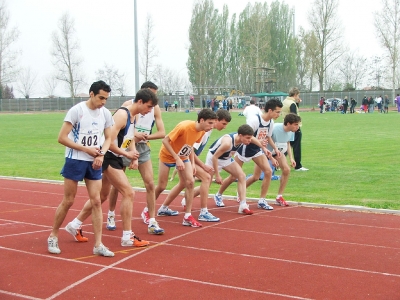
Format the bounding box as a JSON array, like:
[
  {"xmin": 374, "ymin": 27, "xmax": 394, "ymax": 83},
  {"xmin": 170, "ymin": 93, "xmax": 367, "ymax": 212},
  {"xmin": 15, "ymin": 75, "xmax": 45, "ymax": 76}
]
[{"xmin": 0, "ymin": 110, "xmax": 399, "ymax": 209}]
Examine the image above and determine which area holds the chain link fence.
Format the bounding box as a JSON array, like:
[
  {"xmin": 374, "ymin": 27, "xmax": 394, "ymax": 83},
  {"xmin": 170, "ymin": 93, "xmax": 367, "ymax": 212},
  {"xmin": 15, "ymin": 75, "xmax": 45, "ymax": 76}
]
[
  {"xmin": 0, "ymin": 95, "xmax": 195, "ymax": 113},
  {"xmin": 1, "ymin": 90, "xmax": 398, "ymax": 112}
]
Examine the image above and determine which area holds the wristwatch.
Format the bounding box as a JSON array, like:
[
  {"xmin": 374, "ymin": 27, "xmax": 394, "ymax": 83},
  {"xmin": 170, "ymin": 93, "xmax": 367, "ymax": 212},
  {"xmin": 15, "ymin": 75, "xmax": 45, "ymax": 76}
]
[{"xmin": 98, "ymin": 150, "xmax": 105, "ymax": 155}]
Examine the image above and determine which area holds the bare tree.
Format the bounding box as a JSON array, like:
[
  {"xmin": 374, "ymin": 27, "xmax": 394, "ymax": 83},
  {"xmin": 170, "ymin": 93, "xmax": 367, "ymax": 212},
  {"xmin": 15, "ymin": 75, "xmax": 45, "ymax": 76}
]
[
  {"xmin": 140, "ymin": 14, "xmax": 158, "ymax": 82},
  {"xmin": 95, "ymin": 63, "xmax": 127, "ymax": 95},
  {"xmin": 16, "ymin": 67, "xmax": 37, "ymax": 98},
  {"xmin": 42, "ymin": 74, "xmax": 58, "ymax": 98},
  {"xmin": 0, "ymin": 1, "xmax": 20, "ymax": 88},
  {"xmin": 308, "ymin": 0, "xmax": 345, "ymax": 92},
  {"xmin": 152, "ymin": 64, "xmax": 185, "ymax": 95},
  {"xmin": 51, "ymin": 12, "xmax": 84, "ymax": 97},
  {"xmin": 375, "ymin": 0, "xmax": 400, "ymax": 99},
  {"xmin": 338, "ymin": 51, "xmax": 368, "ymax": 90}
]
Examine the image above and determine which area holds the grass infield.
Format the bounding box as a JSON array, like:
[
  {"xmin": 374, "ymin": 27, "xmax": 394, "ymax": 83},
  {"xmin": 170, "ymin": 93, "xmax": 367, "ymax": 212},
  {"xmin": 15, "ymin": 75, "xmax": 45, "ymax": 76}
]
[{"xmin": 0, "ymin": 108, "xmax": 399, "ymax": 210}]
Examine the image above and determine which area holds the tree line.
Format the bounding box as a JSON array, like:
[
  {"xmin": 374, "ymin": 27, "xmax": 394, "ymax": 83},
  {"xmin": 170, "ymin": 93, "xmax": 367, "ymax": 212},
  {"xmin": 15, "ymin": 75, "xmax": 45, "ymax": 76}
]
[{"xmin": 187, "ymin": 0, "xmax": 400, "ymax": 99}]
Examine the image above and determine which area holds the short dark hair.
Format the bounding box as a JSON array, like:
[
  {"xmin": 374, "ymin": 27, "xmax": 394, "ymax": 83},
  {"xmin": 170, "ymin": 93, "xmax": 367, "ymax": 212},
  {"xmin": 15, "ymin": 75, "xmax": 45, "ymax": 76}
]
[
  {"xmin": 264, "ymin": 99, "xmax": 283, "ymax": 112},
  {"xmin": 197, "ymin": 108, "xmax": 217, "ymax": 122},
  {"xmin": 89, "ymin": 80, "xmax": 111, "ymax": 95},
  {"xmin": 141, "ymin": 81, "xmax": 158, "ymax": 90},
  {"xmin": 283, "ymin": 113, "xmax": 301, "ymax": 125},
  {"xmin": 237, "ymin": 124, "xmax": 254, "ymax": 136},
  {"xmin": 134, "ymin": 89, "xmax": 158, "ymax": 105},
  {"xmin": 250, "ymin": 99, "xmax": 255, "ymax": 105},
  {"xmin": 216, "ymin": 109, "xmax": 231, "ymax": 122}
]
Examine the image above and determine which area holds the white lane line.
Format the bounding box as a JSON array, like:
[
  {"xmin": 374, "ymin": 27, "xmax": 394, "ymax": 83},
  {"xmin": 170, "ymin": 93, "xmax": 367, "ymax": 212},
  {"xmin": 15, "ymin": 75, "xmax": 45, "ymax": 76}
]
[{"xmin": 0, "ymin": 290, "xmax": 42, "ymax": 300}]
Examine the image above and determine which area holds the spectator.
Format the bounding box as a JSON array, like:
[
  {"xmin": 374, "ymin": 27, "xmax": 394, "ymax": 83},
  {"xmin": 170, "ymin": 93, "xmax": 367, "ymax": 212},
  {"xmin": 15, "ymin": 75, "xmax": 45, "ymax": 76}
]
[
  {"xmin": 395, "ymin": 94, "xmax": 400, "ymax": 113},
  {"xmin": 342, "ymin": 96, "xmax": 349, "ymax": 114},
  {"xmin": 350, "ymin": 98, "xmax": 357, "ymax": 114},
  {"xmin": 383, "ymin": 95, "xmax": 389, "ymax": 113},
  {"xmin": 282, "ymin": 87, "xmax": 308, "ymax": 171},
  {"xmin": 243, "ymin": 99, "xmax": 262, "ymax": 121},
  {"xmin": 362, "ymin": 96, "xmax": 368, "ymax": 113},
  {"xmin": 368, "ymin": 96, "xmax": 374, "ymax": 113},
  {"xmin": 319, "ymin": 97, "xmax": 325, "ymax": 113},
  {"xmin": 173, "ymin": 99, "xmax": 178, "ymax": 112},
  {"xmin": 164, "ymin": 100, "xmax": 169, "ymax": 112},
  {"xmin": 375, "ymin": 95, "xmax": 383, "ymax": 113}
]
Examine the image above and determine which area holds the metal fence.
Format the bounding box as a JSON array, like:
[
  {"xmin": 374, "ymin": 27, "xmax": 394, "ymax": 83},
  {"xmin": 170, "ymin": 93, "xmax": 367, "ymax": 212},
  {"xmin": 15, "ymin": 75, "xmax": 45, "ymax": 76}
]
[
  {"xmin": 1, "ymin": 90, "xmax": 398, "ymax": 112},
  {"xmin": 295, "ymin": 90, "xmax": 399, "ymax": 108},
  {"xmin": 0, "ymin": 95, "xmax": 195, "ymax": 113}
]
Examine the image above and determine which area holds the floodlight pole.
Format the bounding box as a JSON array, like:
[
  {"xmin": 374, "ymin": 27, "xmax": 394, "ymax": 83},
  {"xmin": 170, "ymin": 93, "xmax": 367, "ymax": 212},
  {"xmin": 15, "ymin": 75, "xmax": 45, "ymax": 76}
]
[{"xmin": 134, "ymin": 0, "xmax": 139, "ymax": 92}]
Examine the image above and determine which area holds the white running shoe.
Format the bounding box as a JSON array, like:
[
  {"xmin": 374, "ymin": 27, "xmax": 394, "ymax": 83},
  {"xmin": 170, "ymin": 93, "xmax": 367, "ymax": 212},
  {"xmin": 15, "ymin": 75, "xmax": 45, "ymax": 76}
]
[
  {"xmin": 48, "ymin": 236, "xmax": 61, "ymax": 254},
  {"xmin": 93, "ymin": 243, "xmax": 114, "ymax": 257}
]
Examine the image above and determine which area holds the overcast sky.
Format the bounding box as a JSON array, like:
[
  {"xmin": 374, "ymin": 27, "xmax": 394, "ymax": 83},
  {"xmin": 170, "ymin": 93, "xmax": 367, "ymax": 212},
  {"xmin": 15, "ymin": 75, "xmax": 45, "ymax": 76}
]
[{"xmin": 7, "ymin": 0, "xmax": 379, "ymax": 97}]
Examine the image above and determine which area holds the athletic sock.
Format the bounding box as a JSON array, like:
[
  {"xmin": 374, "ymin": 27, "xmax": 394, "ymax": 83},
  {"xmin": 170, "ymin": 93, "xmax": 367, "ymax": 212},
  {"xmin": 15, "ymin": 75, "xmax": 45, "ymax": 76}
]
[
  {"xmin": 149, "ymin": 217, "xmax": 155, "ymax": 224},
  {"xmin": 184, "ymin": 213, "xmax": 191, "ymax": 219},
  {"xmin": 142, "ymin": 207, "xmax": 148, "ymax": 213},
  {"xmin": 70, "ymin": 218, "xmax": 82, "ymax": 229},
  {"xmin": 122, "ymin": 230, "xmax": 132, "ymax": 241},
  {"xmin": 277, "ymin": 194, "xmax": 282, "ymax": 199},
  {"xmin": 108, "ymin": 210, "xmax": 115, "ymax": 217},
  {"xmin": 216, "ymin": 192, "xmax": 222, "ymax": 197},
  {"xmin": 200, "ymin": 208, "xmax": 208, "ymax": 214},
  {"xmin": 160, "ymin": 205, "xmax": 168, "ymax": 211},
  {"xmin": 240, "ymin": 200, "xmax": 247, "ymax": 205}
]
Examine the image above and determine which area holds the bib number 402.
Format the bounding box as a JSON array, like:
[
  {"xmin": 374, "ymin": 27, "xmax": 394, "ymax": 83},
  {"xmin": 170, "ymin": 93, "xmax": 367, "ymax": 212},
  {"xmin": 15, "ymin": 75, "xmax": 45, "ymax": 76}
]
[{"xmin": 81, "ymin": 135, "xmax": 98, "ymax": 146}]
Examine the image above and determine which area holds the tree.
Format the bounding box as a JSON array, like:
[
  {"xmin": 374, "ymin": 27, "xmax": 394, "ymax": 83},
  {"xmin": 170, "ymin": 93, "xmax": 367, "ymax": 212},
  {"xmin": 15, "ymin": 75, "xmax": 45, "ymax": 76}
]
[
  {"xmin": 374, "ymin": 0, "xmax": 400, "ymax": 99},
  {"xmin": 95, "ymin": 63, "xmax": 127, "ymax": 96},
  {"xmin": 0, "ymin": 1, "xmax": 20, "ymax": 87},
  {"xmin": 42, "ymin": 74, "xmax": 58, "ymax": 98},
  {"xmin": 51, "ymin": 12, "xmax": 84, "ymax": 97},
  {"xmin": 295, "ymin": 28, "xmax": 317, "ymax": 91},
  {"xmin": 237, "ymin": 2, "xmax": 270, "ymax": 93},
  {"xmin": 140, "ymin": 14, "xmax": 158, "ymax": 82},
  {"xmin": 338, "ymin": 52, "xmax": 368, "ymax": 90},
  {"xmin": 16, "ymin": 67, "xmax": 37, "ymax": 98},
  {"xmin": 308, "ymin": 0, "xmax": 345, "ymax": 92},
  {"xmin": 268, "ymin": 0, "xmax": 297, "ymax": 92},
  {"xmin": 188, "ymin": 0, "xmax": 222, "ymax": 93},
  {"xmin": 2, "ymin": 84, "xmax": 13, "ymax": 98}
]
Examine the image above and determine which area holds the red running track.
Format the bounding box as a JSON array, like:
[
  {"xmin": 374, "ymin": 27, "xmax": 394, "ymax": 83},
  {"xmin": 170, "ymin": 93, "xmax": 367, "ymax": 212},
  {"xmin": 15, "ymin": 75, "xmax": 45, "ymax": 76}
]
[{"xmin": 0, "ymin": 178, "xmax": 399, "ymax": 299}]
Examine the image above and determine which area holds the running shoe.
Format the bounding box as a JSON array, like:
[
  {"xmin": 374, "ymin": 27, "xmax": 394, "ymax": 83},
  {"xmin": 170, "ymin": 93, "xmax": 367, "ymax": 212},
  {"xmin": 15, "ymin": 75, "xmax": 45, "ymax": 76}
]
[
  {"xmin": 65, "ymin": 223, "xmax": 88, "ymax": 242},
  {"xmin": 182, "ymin": 215, "xmax": 202, "ymax": 227},
  {"xmin": 257, "ymin": 200, "xmax": 274, "ymax": 210},
  {"xmin": 198, "ymin": 211, "xmax": 220, "ymax": 222},
  {"xmin": 121, "ymin": 234, "xmax": 150, "ymax": 247},
  {"xmin": 295, "ymin": 167, "xmax": 309, "ymax": 171},
  {"xmin": 47, "ymin": 236, "xmax": 61, "ymax": 254},
  {"xmin": 238, "ymin": 203, "xmax": 253, "ymax": 215},
  {"xmin": 271, "ymin": 175, "xmax": 281, "ymax": 180},
  {"xmin": 93, "ymin": 243, "xmax": 114, "ymax": 257},
  {"xmin": 106, "ymin": 215, "xmax": 116, "ymax": 230},
  {"xmin": 181, "ymin": 198, "xmax": 186, "ymax": 210},
  {"xmin": 213, "ymin": 194, "xmax": 225, "ymax": 207},
  {"xmin": 148, "ymin": 220, "xmax": 165, "ymax": 235},
  {"xmin": 157, "ymin": 207, "xmax": 179, "ymax": 216},
  {"xmin": 275, "ymin": 196, "xmax": 289, "ymax": 207},
  {"xmin": 141, "ymin": 209, "xmax": 150, "ymax": 224}
]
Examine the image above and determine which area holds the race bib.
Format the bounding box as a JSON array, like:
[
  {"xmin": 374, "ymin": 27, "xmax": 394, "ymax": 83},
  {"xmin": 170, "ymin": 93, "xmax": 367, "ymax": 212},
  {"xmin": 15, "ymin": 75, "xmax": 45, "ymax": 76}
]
[
  {"xmin": 272, "ymin": 142, "xmax": 287, "ymax": 155},
  {"xmin": 178, "ymin": 144, "xmax": 192, "ymax": 157},
  {"xmin": 79, "ymin": 131, "xmax": 99, "ymax": 147},
  {"xmin": 121, "ymin": 137, "xmax": 133, "ymax": 150},
  {"xmin": 135, "ymin": 125, "xmax": 151, "ymax": 135},
  {"xmin": 256, "ymin": 128, "xmax": 269, "ymax": 141}
]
